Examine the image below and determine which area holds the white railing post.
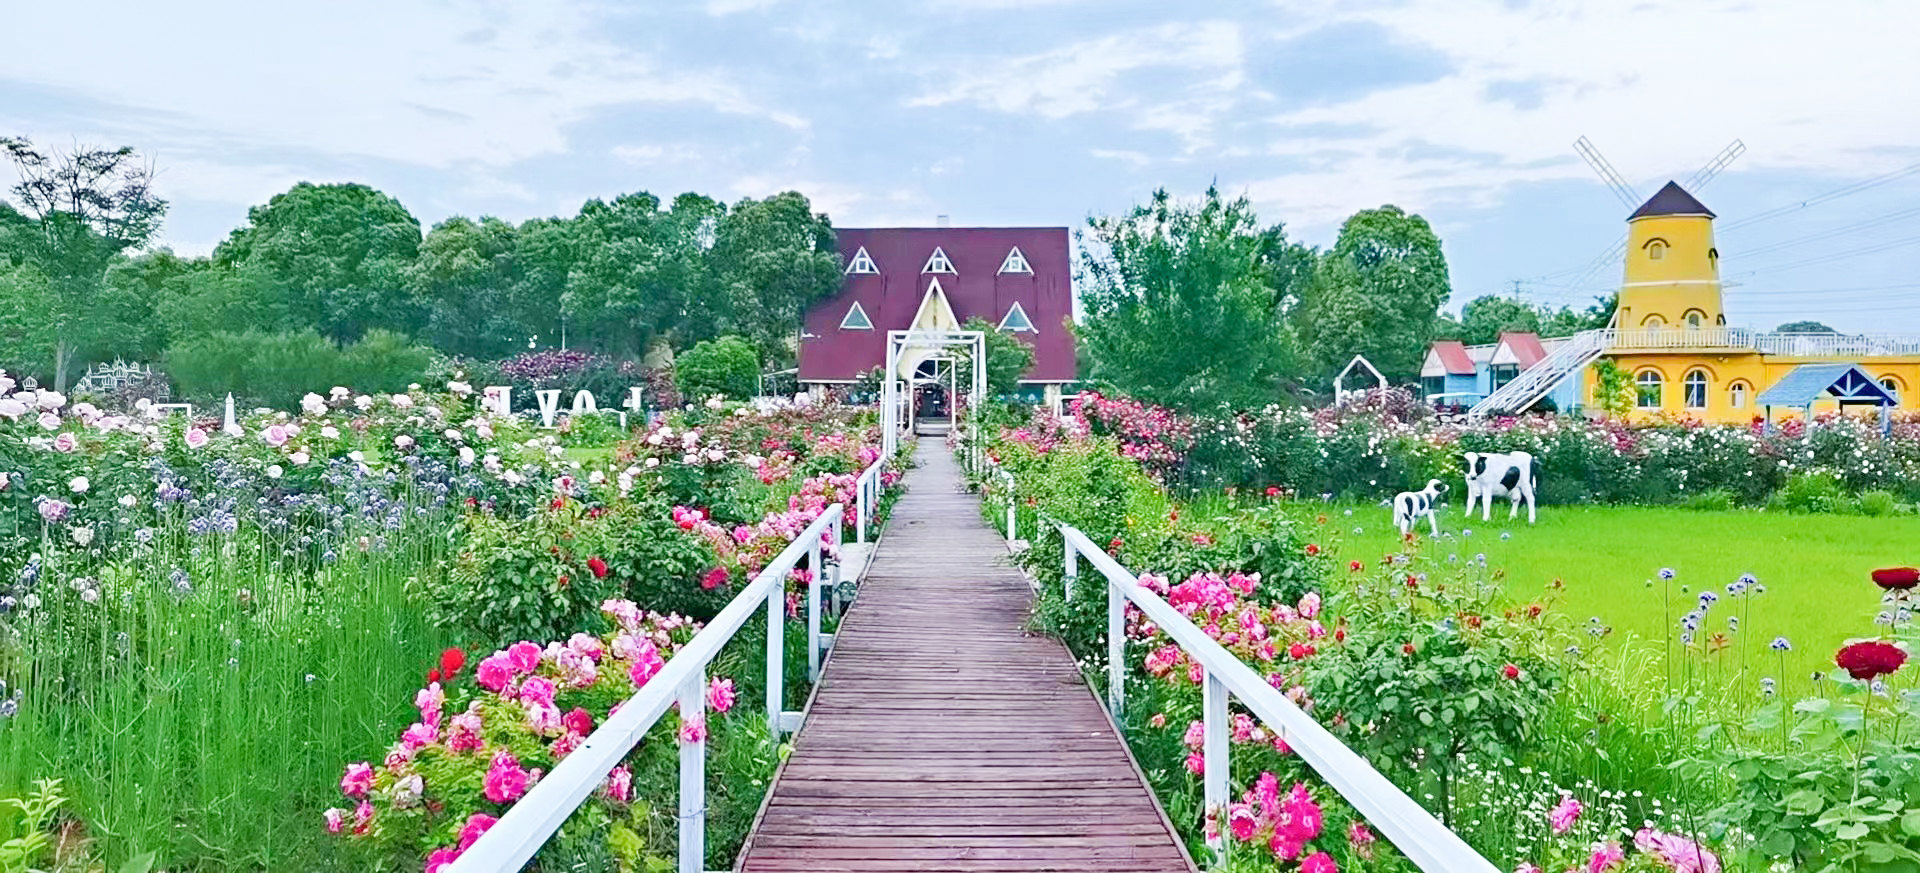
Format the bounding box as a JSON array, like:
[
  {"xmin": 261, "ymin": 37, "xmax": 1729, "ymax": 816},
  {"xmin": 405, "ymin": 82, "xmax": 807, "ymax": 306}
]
[
  {"xmin": 1062, "ymin": 535, "xmax": 1077, "ymax": 602},
  {"xmin": 1202, "ymin": 669, "xmax": 1229, "ymax": 864},
  {"xmin": 1106, "ymin": 578, "xmax": 1125, "ymax": 716},
  {"xmin": 766, "ymin": 585, "xmax": 784, "ymax": 738},
  {"xmin": 1001, "ymin": 469, "xmax": 1017, "ymax": 541},
  {"xmin": 856, "ymin": 478, "xmax": 868, "ymax": 545},
  {"xmin": 677, "ymin": 673, "xmax": 706, "ymax": 873},
  {"xmin": 807, "ymin": 536, "xmax": 824, "ymax": 683}
]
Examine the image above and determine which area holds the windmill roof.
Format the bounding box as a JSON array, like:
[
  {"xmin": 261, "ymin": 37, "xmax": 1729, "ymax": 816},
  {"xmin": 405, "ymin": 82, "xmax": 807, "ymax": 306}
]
[
  {"xmin": 1629, "ymin": 181, "xmax": 1716, "ymax": 220},
  {"xmin": 1755, "ymin": 363, "xmax": 1895, "ymax": 407}
]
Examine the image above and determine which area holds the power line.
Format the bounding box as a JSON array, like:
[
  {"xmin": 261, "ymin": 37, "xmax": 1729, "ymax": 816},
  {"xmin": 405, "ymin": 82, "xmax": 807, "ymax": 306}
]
[
  {"xmin": 1726, "ymin": 233, "xmax": 1920, "ymax": 278},
  {"xmin": 1723, "ymin": 206, "xmax": 1920, "ymax": 259},
  {"xmin": 1719, "ymin": 162, "xmax": 1920, "ymax": 233}
]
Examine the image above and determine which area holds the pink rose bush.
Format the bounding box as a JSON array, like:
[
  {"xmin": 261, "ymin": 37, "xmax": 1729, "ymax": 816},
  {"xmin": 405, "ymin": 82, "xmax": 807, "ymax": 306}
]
[{"xmin": 325, "ymin": 600, "xmax": 730, "ymax": 871}]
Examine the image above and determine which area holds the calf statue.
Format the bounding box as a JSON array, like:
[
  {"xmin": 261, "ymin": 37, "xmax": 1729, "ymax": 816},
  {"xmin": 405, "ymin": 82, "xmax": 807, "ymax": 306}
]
[
  {"xmin": 1392, "ymin": 478, "xmax": 1449, "ymax": 537},
  {"xmin": 1463, "ymin": 451, "xmax": 1538, "ymax": 523}
]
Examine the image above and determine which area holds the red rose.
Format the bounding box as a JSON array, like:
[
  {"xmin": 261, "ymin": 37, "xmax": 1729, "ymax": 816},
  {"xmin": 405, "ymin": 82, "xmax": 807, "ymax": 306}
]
[
  {"xmin": 1402, "ymin": 642, "xmax": 1415, "ymax": 655},
  {"xmin": 1265, "ymin": 486, "xmax": 1281, "ymax": 498},
  {"xmin": 438, "ymin": 647, "xmax": 466, "ymax": 677},
  {"xmin": 1873, "ymin": 568, "xmax": 1920, "ymax": 591},
  {"xmin": 562, "ymin": 707, "xmax": 594, "ymax": 735},
  {"xmin": 557, "ymin": 574, "xmax": 570, "ymax": 589},
  {"xmin": 701, "ymin": 567, "xmax": 730, "ymax": 590},
  {"xmin": 1305, "ymin": 544, "xmax": 1320, "ymax": 556},
  {"xmin": 1288, "ymin": 643, "xmax": 1312, "ymax": 660},
  {"xmin": 1836, "ymin": 640, "xmax": 1908, "ymax": 680},
  {"xmin": 427, "ymin": 668, "xmax": 442, "ymax": 683},
  {"xmin": 1502, "ymin": 664, "xmax": 1521, "ymax": 680},
  {"xmin": 1349, "ymin": 560, "xmax": 1363, "ymax": 572},
  {"xmin": 549, "ymin": 497, "xmax": 566, "ymax": 511},
  {"xmin": 587, "ymin": 557, "xmax": 610, "ymax": 579},
  {"xmin": 1334, "ymin": 627, "xmax": 1346, "ymax": 643}
]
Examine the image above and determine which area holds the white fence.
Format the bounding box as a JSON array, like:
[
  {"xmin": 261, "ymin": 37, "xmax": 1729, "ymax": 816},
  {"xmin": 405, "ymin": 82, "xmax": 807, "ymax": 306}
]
[
  {"xmin": 990, "ymin": 464, "xmax": 1495, "ymax": 871},
  {"xmin": 448, "ymin": 501, "xmax": 854, "ymax": 873}
]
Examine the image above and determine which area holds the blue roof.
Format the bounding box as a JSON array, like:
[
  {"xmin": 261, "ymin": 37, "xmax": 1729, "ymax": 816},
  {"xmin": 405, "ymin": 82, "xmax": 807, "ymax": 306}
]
[{"xmin": 1755, "ymin": 363, "xmax": 1896, "ymax": 407}]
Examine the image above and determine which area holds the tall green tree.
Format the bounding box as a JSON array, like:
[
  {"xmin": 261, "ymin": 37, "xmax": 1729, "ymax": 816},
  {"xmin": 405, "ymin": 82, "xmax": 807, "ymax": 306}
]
[
  {"xmin": 154, "ymin": 259, "xmax": 292, "ymax": 340},
  {"xmin": 408, "ymin": 216, "xmax": 528, "ymax": 359},
  {"xmin": 1296, "ymin": 205, "xmax": 1451, "ymax": 386},
  {"xmin": 708, "ymin": 192, "xmax": 843, "ymax": 359},
  {"xmin": 214, "ymin": 182, "xmax": 423, "ymax": 343},
  {"xmin": 1447, "ymin": 295, "xmax": 1541, "ymax": 346},
  {"xmin": 562, "ymin": 192, "xmax": 719, "ymax": 359},
  {"xmin": 0, "ymin": 138, "xmax": 168, "ymax": 389},
  {"xmin": 1076, "ymin": 186, "xmax": 1307, "ymax": 413},
  {"xmin": 959, "ymin": 316, "xmax": 1036, "ymax": 397}
]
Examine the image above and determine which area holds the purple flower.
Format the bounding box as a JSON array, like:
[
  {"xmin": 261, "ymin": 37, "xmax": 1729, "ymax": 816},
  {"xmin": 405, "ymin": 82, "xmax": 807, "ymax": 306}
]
[
  {"xmin": 1770, "ymin": 636, "xmax": 1791, "ymax": 651},
  {"xmin": 34, "ymin": 498, "xmax": 69, "ymax": 524}
]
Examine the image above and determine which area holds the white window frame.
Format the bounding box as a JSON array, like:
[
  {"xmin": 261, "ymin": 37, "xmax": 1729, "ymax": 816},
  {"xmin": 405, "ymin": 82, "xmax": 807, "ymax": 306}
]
[
  {"xmin": 1683, "ymin": 369, "xmax": 1708, "ymax": 409},
  {"xmin": 922, "ymin": 247, "xmax": 956, "ymax": 275},
  {"xmin": 840, "ymin": 301, "xmax": 873, "ymax": 330},
  {"xmin": 998, "ymin": 247, "xmax": 1032, "ymax": 275},
  {"xmin": 998, "ymin": 301, "xmax": 1036, "ymax": 333},
  {"xmin": 1730, "ymin": 381, "xmax": 1748, "ymax": 409},
  {"xmin": 845, "ymin": 247, "xmax": 879, "ymax": 275},
  {"xmin": 1881, "ymin": 377, "xmax": 1902, "ymax": 404},
  {"xmin": 1636, "ymin": 370, "xmax": 1664, "ymax": 409}
]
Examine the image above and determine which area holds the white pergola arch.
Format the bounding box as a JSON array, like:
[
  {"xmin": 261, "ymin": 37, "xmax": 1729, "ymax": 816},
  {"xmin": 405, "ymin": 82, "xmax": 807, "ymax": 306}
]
[{"xmin": 881, "ymin": 329, "xmax": 986, "ymax": 469}]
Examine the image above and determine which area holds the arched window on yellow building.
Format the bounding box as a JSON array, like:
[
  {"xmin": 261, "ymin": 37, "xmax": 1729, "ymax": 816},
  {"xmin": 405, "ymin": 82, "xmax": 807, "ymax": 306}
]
[
  {"xmin": 1646, "ymin": 239, "xmax": 1668, "ymax": 260},
  {"xmin": 1636, "ymin": 369, "xmax": 1664, "ymax": 409},
  {"xmin": 1881, "ymin": 376, "xmax": 1904, "ymax": 406},
  {"xmin": 1683, "ymin": 309, "xmax": 1706, "ymax": 330},
  {"xmin": 1684, "ymin": 369, "xmax": 1709, "ymax": 409},
  {"xmin": 1729, "ymin": 380, "xmax": 1751, "ymax": 410},
  {"xmin": 1642, "ymin": 314, "xmax": 1666, "ymax": 328}
]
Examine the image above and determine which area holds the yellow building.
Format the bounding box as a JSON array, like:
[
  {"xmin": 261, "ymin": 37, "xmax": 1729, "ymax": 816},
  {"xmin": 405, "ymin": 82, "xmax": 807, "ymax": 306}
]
[{"xmin": 1447, "ymin": 181, "xmax": 1915, "ymax": 424}]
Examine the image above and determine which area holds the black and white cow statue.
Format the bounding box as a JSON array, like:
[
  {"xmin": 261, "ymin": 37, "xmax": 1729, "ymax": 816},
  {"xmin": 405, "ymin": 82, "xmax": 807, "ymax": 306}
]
[
  {"xmin": 1392, "ymin": 478, "xmax": 1448, "ymax": 536},
  {"xmin": 1463, "ymin": 451, "xmax": 1538, "ymax": 523}
]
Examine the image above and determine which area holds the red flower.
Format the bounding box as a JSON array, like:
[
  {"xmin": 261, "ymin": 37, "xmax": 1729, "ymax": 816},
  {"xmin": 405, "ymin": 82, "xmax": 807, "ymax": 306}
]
[
  {"xmin": 1836, "ymin": 641, "xmax": 1908, "ymax": 680},
  {"xmin": 557, "ymin": 574, "xmax": 570, "ymax": 589},
  {"xmin": 1108, "ymin": 537, "xmax": 1124, "ymax": 554},
  {"xmin": 562, "ymin": 707, "xmax": 594, "ymax": 735},
  {"xmin": 464, "ymin": 497, "xmax": 478, "ymax": 507},
  {"xmin": 438, "ymin": 647, "xmax": 466, "ymax": 677},
  {"xmin": 1401, "ymin": 642, "xmax": 1415, "ymax": 656},
  {"xmin": 1265, "ymin": 486, "xmax": 1281, "ymax": 498},
  {"xmin": 1334, "ymin": 627, "xmax": 1346, "ymax": 643},
  {"xmin": 1304, "ymin": 544, "xmax": 1320, "ymax": 556},
  {"xmin": 549, "ymin": 497, "xmax": 566, "ymax": 511},
  {"xmin": 701, "ymin": 567, "xmax": 730, "ymax": 590},
  {"xmin": 1349, "ymin": 560, "xmax": 1363, "ymax": 572},
  {"xmin": 587, "ymin": 557, "xmax": 610, "ymax": 579},
  {"xmin": 1288, "ymin": 643, "xmax": 1314, "ymax": 660},
  {"xmin": 1502, "ymin": 664, "xmax": 1521, "ymax": 680},
  {"xmin": 427, "ymin": 668, "xmax": 442, "ymax": 683},
  {"xmin": 1873, "ymin": 568, "xmax": 1920, "ymax": 591}
]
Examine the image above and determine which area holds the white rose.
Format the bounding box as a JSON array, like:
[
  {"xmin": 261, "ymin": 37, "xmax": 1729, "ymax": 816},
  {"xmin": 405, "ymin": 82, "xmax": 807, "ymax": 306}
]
[
  {"xmin": 391, "ymin": 394, "xmax": 414, "ymax": 409},
  {"xmin": 290, "ymin": 451, "xmax": 310, "ymax": 466},
  {"xmin": 644, "ymin": 457, "xmax": 660, "ymax": 468},
  {"xmin": 320, "ymin": 426, "xmax": 340, "ymax": 440},
  {"xmin": 330, "ymin": 386, "xmax": 351, "ymax": 399},
  {"xmin": 682, "ymin": 453, "xmax": 699, "ymax": 465},
  {"xmin": 348, "ymin": 451, "xmax": 365, "ymax": 463},
  {"xmin": 300, "ymin": 393, "xmax": 327, "ymax": 415},
  {"xmin": 443, "ymin": 428, "xmax": 461, "ymax": 441},
  {"xmin": 705, "ymin": 448, "xmax": 725, "ymax": 462},
  {"xmin": 588, "ymin": 470, "xmax": 605, "ymax": 485},
  {"xmin": 394, "ymin": 434, "xmax": 414, "ymax": 449},
  {"xmin": 448, "ymin": 381, "xmax": 473, "ymax": 396},
  {"xmin": 68, "ymin": 475, "xmax": 89, "ymax": 493},
  {"xmin": 458, "ymin": 446, "xmax": 475, "ymax": 465},
  {"xmin": 71, "ymin": 526, "xmax": 93, "ymax": 547},
  {"xmin": 476, "ymin": 424, "xmax": 494, "ymax": 440},
  {"xmin": 118, "ymin": 494, "xmax": 137, "ymax": 508},
  {"xmin": 266, "ymin": 465, "xmax": 283, "ymax": 479},
  {"xmin": 354, "ymin": 395, "xmax": 373, "ymax": 411}
]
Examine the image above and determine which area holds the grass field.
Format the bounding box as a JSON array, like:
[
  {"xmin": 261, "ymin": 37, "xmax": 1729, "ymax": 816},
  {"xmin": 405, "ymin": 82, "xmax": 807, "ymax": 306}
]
[{"xmin": 1316, "ymin": 501, "xmax": 1920, "ymax": 683}]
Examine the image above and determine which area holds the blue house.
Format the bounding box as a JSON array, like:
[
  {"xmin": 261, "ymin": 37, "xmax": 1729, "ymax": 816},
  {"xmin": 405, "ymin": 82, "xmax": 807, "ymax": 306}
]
[{"xmin": 1421, "ymin": 332, "xmax": 1585, "ymax": 413}]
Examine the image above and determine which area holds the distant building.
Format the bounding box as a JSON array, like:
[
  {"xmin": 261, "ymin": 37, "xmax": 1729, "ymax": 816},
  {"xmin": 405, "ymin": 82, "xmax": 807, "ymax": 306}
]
[
  {"xmin": 1429, "ymin": 181, "xmax": 1915, "ymax": 423},
  {"xmin": 798, "ymin": 227, "xmax": 1077, "ymax": 400}
]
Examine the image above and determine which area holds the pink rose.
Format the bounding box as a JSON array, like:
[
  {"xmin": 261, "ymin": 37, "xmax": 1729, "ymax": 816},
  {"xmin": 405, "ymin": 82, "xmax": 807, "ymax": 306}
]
[
  {"xmin": 424, "ymin": 847, "xmax": 459, "ymax": 873},
  {"xmin": 605, "ymin": 765, "xmax": 632, "ymax": 804},
  {"xmin": 262, "ymin": 424, "xmax": 290, "ymax": 447},
  {"xmin": 482, "ymin": 749, "xmax": 529, "ymax": 804},
  {"xmin": 184, "ymin": 428, "xmax": 209, "ymax": 449},
  {"xmin": 457, "ymin": 813, "xmax": 497, "ymax": 852},
  {"xmin": 628, "ymin": 642, "xmax": 664, "ymax": 688},
  {"xmin": 707, "ymin": 677, "xmax": 736, "ymax": 713},
  {"xmin": 400, "ymin": 721, "xmax": 438, "ymax": 750},
  {"xmin": 475, "ymin": 653, "xmax": 514, "ymax": 692},
  {"xmin": 562, "ymin": 707, "xmax": 593, "ymax": 735},
  {"xmin": 524, "ymin": 701, "xmax": 562, "ymax": 736},
  {"xmin": 518, "ymin": 676, "xmax": 557, "ymax": 707},
  {"xmin": 448, "ymin": 708, "xmax": 485, "ymax": 753},
  {"xmin": 323, "ymin": 807, "xmax": 346, "ymax": 834},
  {"xmin": 37, "ymin": 411, "xmax": 59, "ymax": 431},
  {"xmin": 506, "ymin": 641, "xmax": 541, "ymax": 674},
  {"xmin": 340, "ymin": 762, "xmax": 374, "ymax": 798},
  {"xmin": 52, "ymin": 432, "xmax": 76, "ymax": 453}
]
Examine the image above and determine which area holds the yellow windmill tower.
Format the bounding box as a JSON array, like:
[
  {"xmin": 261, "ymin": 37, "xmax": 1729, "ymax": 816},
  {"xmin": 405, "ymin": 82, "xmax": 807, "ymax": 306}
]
[{"xmin": 1615, "ymin": 181, "xmax": 1726, "ymax": 331}]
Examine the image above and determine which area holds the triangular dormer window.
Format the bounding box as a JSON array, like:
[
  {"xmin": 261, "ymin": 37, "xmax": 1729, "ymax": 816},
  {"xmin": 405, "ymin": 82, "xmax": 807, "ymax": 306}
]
[
  {"xmin": 998, "ymin": 301, "xmax": 1036, "ymax": 333},
  {"xmin": 998, "ymin": 247, "xmax": 1032, "ymax": 275},
  {"xmin": 840, "ymin": 301, "xmax": 873, "ymax": 330},
  {"xmin": 922, "ymin": 247, "xmax": 956, "ymax": 274},
  {"xmin": 845, "ymin": 247, "xmax": 878, "ymax": 275},
  {"xmin": 911, "ymin": 277, "xmax": 959, "ymax": 330}
]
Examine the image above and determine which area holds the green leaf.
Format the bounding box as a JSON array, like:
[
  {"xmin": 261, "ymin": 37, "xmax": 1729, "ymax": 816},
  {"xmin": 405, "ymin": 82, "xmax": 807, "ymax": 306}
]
[
  {"xmin": 117, "ymin": 851, "xmax": 159, "ymax": 873},
  {"xmin": 1837, "ymin": 822, "xmax": 1871, "ymax": 840}
]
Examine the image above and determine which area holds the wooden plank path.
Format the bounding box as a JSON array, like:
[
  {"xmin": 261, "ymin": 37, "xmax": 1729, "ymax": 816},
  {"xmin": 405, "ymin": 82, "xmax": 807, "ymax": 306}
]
[{"xmin": 737, "ymin": 449, "xmax": 1197, "ymax": 873}]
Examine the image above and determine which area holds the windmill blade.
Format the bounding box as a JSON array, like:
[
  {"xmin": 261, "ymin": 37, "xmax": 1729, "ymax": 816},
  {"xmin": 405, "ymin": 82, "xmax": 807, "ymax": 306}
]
[
  {"xmin": 1574, "ymin": 136, "xmax": 1641, "ymax": 208},
  {"xmin": 1685, "ymin": 139, "xmax": 1746, "ymax": 191}
]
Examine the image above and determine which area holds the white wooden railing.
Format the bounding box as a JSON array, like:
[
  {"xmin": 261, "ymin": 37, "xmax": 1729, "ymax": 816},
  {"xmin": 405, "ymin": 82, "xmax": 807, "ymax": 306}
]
[
  {"xmin": 854, "ymin": 457, "xmax": 883, "ymax": 545},
  {"xmin": 449, "ymin": 504, "xmax": 852, "ymax": 873},
  {"xmin": 1054, "ymin": 522, "xmax": 1499, "ymax": 872}
]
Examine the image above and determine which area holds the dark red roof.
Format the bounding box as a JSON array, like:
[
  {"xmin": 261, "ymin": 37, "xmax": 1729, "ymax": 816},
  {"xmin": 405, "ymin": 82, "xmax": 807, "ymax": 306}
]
[
  {"xmin": 1629, "ymin": 181, "xmax": 1715, "ymax": 220},
  {"xmin": 1498, "ymin": 332, "xmax": 1548, "ymax": 368},
  {"xmin": 799, "ymin": 228, "xmax": 1076, "ymax": 383},
  {"xmin": 1430, "ymin": 340, "xmax": 1475, "ymax": 375}
]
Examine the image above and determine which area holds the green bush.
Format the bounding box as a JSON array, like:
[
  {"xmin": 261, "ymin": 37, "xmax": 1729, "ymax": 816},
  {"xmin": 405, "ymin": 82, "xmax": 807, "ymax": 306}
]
[
  {"xmin": 674, "ymin": 336, "xmax": 759, "ymax": 403},
  {"xmin": 1682, "ymin": 488, "xmax": 1737, "ymax": 512},
  {"xmin": 1771, "ymin": 471, "xmax": 1846, "ymax": 514},
  {"xmin": 431, "ymin": 495, "xmax": 718, "ymax": 648},
  {"xmin": 165, "ymin": 329, "xmax": 431, "ymax": 408},
  {"xmin": 1857, "ymin": 489, "xmax": 1898, "ymax": 517}
]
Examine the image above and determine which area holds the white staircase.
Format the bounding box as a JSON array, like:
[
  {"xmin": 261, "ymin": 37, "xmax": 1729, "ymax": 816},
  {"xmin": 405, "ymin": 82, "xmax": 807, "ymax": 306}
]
[{"xmin": 1468, "ymin": 329, "xmax": 1609, "ymax": 420}]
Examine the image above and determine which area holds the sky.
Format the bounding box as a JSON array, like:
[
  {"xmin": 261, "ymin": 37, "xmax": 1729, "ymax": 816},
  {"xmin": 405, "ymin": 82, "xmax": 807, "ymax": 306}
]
[{"xmin": 3, "ymin": 0, "xmax": 1918, "ymax": 332}]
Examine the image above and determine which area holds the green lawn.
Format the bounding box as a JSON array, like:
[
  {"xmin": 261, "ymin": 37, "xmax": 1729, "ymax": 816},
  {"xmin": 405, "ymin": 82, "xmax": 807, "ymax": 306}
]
[{"xmin": 1320, "ymin": 502, "xmax": 1920, "ymax": 682}]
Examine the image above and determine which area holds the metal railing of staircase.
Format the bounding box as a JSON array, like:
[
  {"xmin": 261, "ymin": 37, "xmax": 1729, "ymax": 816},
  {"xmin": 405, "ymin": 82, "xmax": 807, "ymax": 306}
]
[
  {"xmin": 447, "ymin": 503, "xmax": 854, "ymax": 873},
  {"xmin": 1054, "ymin": 522, "xmax": 1500, "ymax": 873}
]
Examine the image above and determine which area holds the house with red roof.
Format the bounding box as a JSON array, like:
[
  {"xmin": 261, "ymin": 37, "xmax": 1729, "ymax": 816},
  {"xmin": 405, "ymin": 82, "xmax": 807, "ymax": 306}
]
[
  {"xmin": 798, "ymin": 227, "xmax": 1077, "ymax": 398},
  {"xmin": 1420, "ymin": 331, "xmax": 1586, "ymax": 411}
]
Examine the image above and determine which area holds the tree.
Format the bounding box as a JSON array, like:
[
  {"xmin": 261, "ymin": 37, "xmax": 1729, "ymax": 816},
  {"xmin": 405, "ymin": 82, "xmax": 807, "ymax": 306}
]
[
  {"xmin": 0, "ymin": 138, "xmax": 167, "ymax": 389},
  {"xmin": 1775, "ymin": 320, "xmax": 1837, "ymax": 334},
  {"xmin": 674, "ymin": 335, "xmax": 759, "ymax": 402},
  {"xmin": 708, "ymin": 192, "xmax": 843, "ymax": 360},
  {"xmin": 562, "ymin": 192, "xmax": 719, "ymax": 359},
  {"xmin": 408, "ymin": 216, "xmax": 530, "ymax": 359},
  {"xmin": 1076, "ymin": 186, "xmax": 1306, "ymax": 413},
  {"xmin": 1296, "ymin": 205, "xmax": 1451, "ymax": 385},
  {"xmin": 958, "ymin": 317, "xmax": 1036, "ymax": 397},
  {"xmin": 154, "ymin": 259, "xmax": 292, "ymax": 340},
  {"xmin": 1454, "ymin": 296, "xmax": 1541, "ymax": 346},
  {"xmin": 1589, "ymin": 357, "xmax": 1635, "ymax": 418},
  {"xmin": 214, "ymin": 182, "xmax": 423, "ymax": 343}
]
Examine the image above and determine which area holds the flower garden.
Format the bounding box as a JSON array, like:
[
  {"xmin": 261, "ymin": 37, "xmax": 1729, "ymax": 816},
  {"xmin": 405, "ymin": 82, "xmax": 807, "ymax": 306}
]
[
  {"xmin": 0, "ymin": 373, "xmax": 902, "ymax": 872},
  {"xmin": 977, "ymin": 389, "xmax": 1920, "ymax": 872}
]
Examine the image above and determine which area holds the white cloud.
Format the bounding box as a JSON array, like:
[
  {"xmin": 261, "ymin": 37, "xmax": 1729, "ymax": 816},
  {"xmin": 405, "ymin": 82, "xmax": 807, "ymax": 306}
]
[
  {"xmin": 0, "ymin": 0, "xmax": 805, "ymax": 181},
  {"xmin": 707, "ymin": 0, "xmax": 781, "ymax": 14},
  {"xmin": 1090, "ymin": 149, "xmax": 1151, "ymax": 169},
  {"xmin": 1239, "ymin": 0, "xmax": 1920, "ymax": 223},
  {"xmin": 909, "ymin": 21, "xmax": 1243, "ymax": 119},
  {"xmin": 609, "ymin": 144, "xmax": 708, "ymax": 165}
]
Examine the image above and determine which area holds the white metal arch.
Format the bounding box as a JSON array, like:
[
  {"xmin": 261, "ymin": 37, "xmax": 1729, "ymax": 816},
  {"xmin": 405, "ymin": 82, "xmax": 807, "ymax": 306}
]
[{"xmin": 882, "ymin": 330, "xmax": 986, "ymax": 468}]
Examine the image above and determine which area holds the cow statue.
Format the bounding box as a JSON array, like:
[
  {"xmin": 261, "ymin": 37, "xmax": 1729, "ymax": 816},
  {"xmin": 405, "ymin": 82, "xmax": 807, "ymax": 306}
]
[
  {"xmin": 1392, "ymin": 478, "xmax": 1449, "ymax": 537},
  {"xmin": 1463, "ymin": 451, "xmax": 1538, "ymax": 523}
]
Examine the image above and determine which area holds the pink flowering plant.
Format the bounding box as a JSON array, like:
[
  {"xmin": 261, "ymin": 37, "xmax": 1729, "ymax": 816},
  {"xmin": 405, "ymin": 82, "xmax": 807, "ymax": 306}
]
[{"xmin": 325, "ymin": 599, "xmax": 752, "ymax": 872}]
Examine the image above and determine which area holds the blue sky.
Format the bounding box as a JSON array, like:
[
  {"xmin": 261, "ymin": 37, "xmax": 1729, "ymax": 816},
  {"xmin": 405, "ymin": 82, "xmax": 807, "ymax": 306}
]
[{"xmin": 3, "ymin": 0, "xmax": 1918, "ymax": 332}]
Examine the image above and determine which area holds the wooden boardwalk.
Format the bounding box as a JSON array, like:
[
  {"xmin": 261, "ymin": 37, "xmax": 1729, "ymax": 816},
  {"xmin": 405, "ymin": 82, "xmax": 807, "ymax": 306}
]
[{"xmin": 737, "ymin": 449, "xmax": 1197, "ymax": 873}]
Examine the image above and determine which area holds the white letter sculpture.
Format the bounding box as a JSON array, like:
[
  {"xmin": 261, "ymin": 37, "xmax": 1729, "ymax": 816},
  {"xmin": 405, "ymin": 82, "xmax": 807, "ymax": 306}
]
[
  {"xmin": 535, "ymin": 389, "xmax": 563, "ymax": 428},
  {"xmin": 482, "ymin": 386, "xmax": 512, "ymax": 416}
]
